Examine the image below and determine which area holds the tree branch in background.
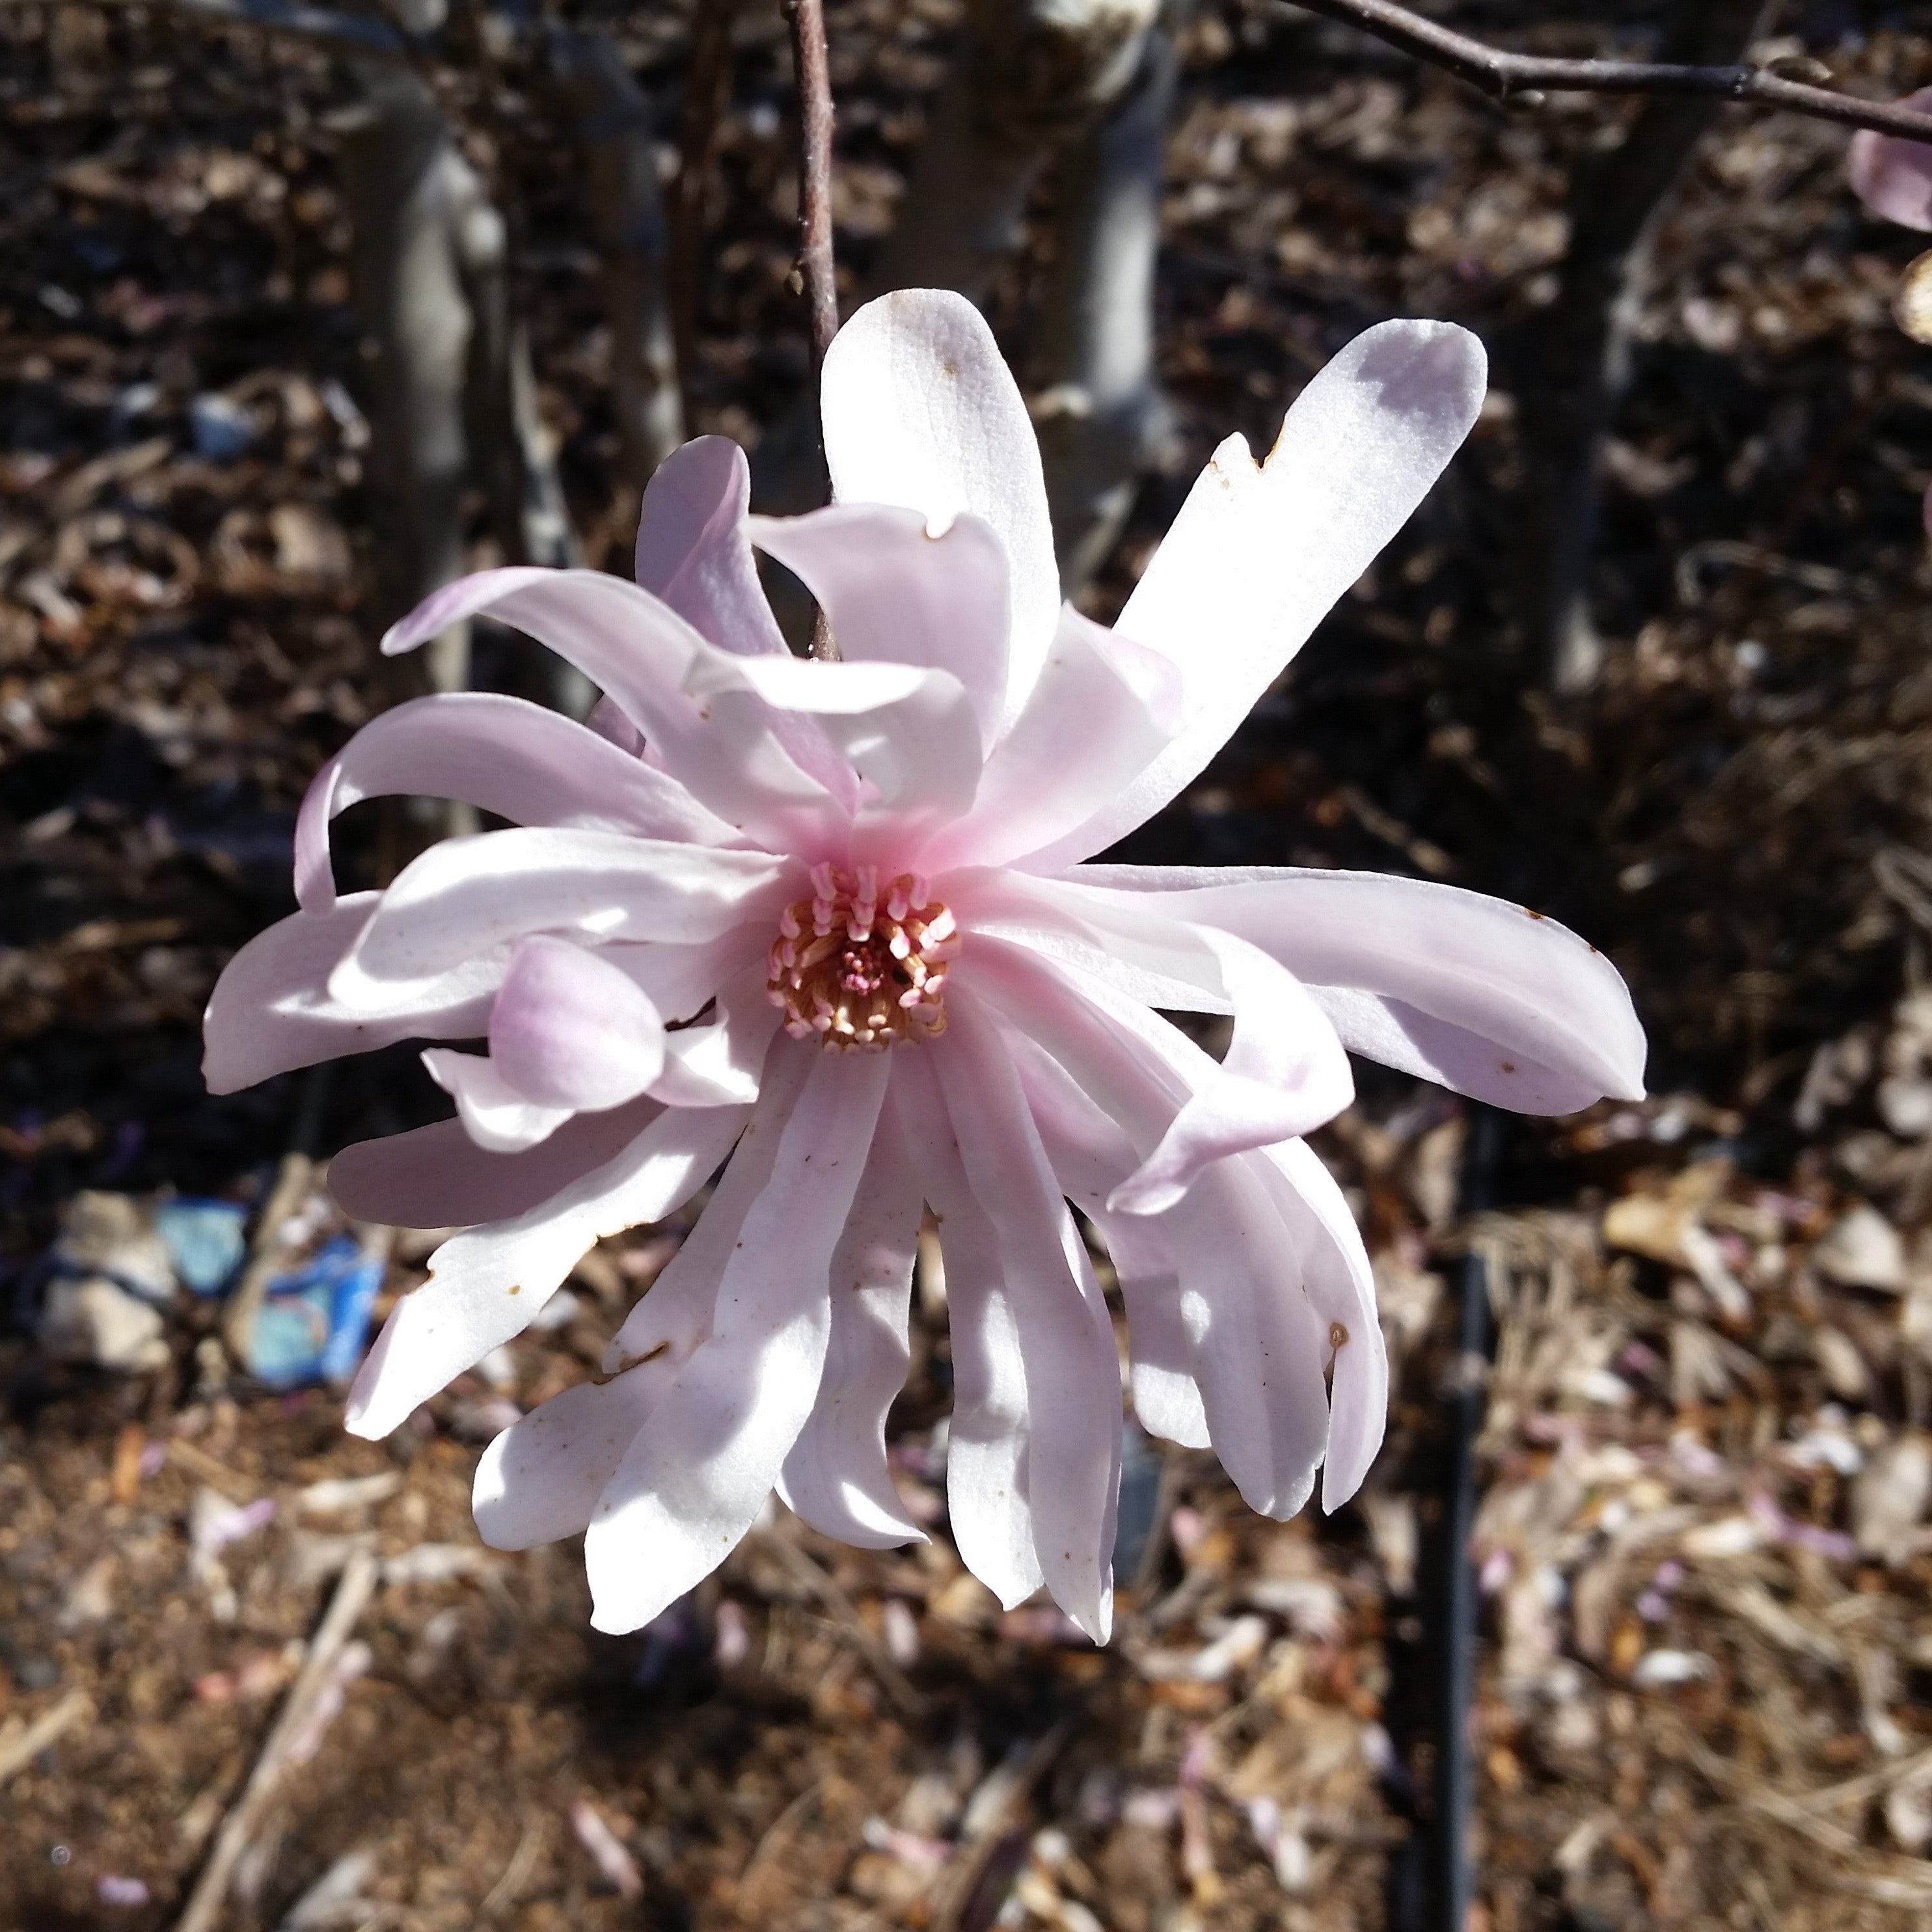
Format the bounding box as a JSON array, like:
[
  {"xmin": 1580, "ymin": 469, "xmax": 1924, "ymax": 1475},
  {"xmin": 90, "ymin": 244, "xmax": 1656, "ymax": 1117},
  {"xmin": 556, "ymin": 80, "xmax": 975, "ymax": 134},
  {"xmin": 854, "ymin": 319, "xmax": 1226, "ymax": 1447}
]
[
  {"xmin": 670, "ymin": 0, "xmax": 741, "ymax": 437},
  {"xmin": 784, "ymin": 0, "xmax": 839, "ymax": 369},
  {"xmin": 1277, "ymin": 0, "xmax": 1932, "ymax": 144},
  {"xmin": 1033, "ymin": 21, "xmax": 1178, "ymax": 597},
  {"xmin": 1523, "ymin": 0, "xmax": 1775, "ymax": 698}
]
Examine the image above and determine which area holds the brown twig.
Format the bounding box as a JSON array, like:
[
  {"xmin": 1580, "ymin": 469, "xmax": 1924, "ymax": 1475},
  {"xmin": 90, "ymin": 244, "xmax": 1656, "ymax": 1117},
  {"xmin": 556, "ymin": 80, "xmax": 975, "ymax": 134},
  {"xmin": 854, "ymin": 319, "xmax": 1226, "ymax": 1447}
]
[
  {"xmin": 1277, "ymin": 0, "xmax": 1932, "ymax": 144},
  {"xmin": 781, "ymin": 0, "xmax": 841, "ymax": 660}
]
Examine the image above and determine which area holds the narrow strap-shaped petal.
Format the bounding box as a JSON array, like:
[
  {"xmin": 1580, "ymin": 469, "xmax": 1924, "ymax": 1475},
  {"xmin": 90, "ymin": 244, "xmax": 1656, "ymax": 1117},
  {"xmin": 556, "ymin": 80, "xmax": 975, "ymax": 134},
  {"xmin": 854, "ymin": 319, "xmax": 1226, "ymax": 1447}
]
[
  {"xmin": 1109, "ymin": 928, "xmax": 1353, "ymax": 1216},
  {"xmin": 1163, "ymin": 1152, "xmax": 1331, "ymax": 1521},
  {"xmin": 327, "ymin": 1100, "xmax": 664, "ymax": 1229},
  {"xmin": 891, "ymin": 1045, "xmax": 1044, "ymax": 1610},
  {"xmin": 329, "ymin": 829, "xmax": 792, "ymax": 1005},
  {"xmin": 344, "ymin": 1100, "xmax": 748, "ymax": 1440},
  {"xmin": 1054, "ymin": 321, "xmax": 1487, "ymax": 861},
  {"xmin": 202, "ymin": 893, "xmax": 496, "ymax": 1096},
  {"xmin": 583, "ymin": 1045, "xmax": 890, "ymax": 1633},
  {"xmin": 293, "ymin": 692, "xmax": 737, "ymax": 915},
  {"xmin": 821, "ymin": 290, "xmax": 1060, "ymax": 729},
  {"xmin": 931, "ymin": 992, "xmax": 1122, "ymax": 1642},
  {"xmin": 1057, "ymin": 865, "xmax": 1646, "ymax": 1112},
  {"xmin": 921, "ymin": 608, "xmax": 1181, "ymax": 875},
  {"xmin": 778, "ymin": 1088, "xmax": 926, "ymax": 1548},
  {"xmin": 1255, "ymin": 1141, "xmax": 1385, "ymax": 1511},
  {"xmin": 605, "ymin": 927, "xmax": 769, "ymax": 1026},
  {"xmin": 634, "ymin": 434, "xmax": 789, "ymax": 654},
  {"xmin": 473, "ymin": 1364, "xmax": 666, "ymax": 1550},
  {"xmin": 487, "ymin": 936, "xmax": 665, "ymax": 1110},
  {"xmin": 1012, "ymin": 1036, "xmax": 1208, "ymax": 1450},
  {"xmin": 750, "ymin": 502, "xmax": 1010, "ymax": 752}
]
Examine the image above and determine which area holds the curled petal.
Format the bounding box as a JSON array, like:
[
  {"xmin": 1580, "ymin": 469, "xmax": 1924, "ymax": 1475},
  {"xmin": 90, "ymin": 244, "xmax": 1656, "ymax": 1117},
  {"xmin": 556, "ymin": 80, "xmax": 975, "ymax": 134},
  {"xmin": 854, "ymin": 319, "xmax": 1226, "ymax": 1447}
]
[
  {"xmin": 892, "ymin": 1046, "xmax": 1043, "ymax": 1609},
  {"xmin": 1849, "ymin": 92, "xmax": 1932, "ymax": 231},
  {"xmin": 584, "ymin": 1045, "xmax": 891, "ymax": 1634},
  {"xmin": 345, "ymin": 1101, "xmax": 749, "ymax": 1441},
  {"xmin": 489, "ymin": 936, "xmax": 666, "ymax": 1110},
  {"xmin": 750, "ymin": 502, "xmax": 1011, "ymax": 752},
  {"xmin": 330, "ymin": 830, "xmax": 791, "ymax": 1003},
  {"xmin": 293, "ymin": 692, "xmax": 735, "ymax": 915},
  {"xmin": 821, "ymin": 290, "xmax": 1060, "ymax": 728},
  {"xmin": 1058, "ymin": 320, "xmax": 1487, "ymax": 861},
  {"xmin": 778, "ymin": 1091, "xmax": 926, "ymax": 1548},
  {"xmin": 1109, "ymin": 929, "xmax": 1352, "ymax": 1217},
  {"xmin": 327, "ymin": 1100, "xmax": 664, "ymax": 1229},
  {"xmin": 931, "ymin": 993, "xmax": 1122, "ymax": 1642},
  {"xmin": 202, "ymin": 893, "xmax": 495, "ymax": 1096},
  {"xmin": 634, "ymin": 434, "xmax": 789, "ymax": 654},
  {"xmin": 422, "ymin": 1049, "xmax": 575, "ymax": 1154}
]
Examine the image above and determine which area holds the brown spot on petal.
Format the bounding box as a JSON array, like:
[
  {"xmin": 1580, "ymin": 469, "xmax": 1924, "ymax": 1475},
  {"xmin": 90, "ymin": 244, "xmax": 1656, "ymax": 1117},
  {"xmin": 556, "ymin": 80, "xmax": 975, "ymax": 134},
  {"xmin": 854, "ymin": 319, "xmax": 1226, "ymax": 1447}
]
[
  {"xmin": 1501, "ymin": 1061, "xmax": 1517, "ymax": 1074},
  {"xmin": 1524, "ymin": 906, "xmax": 1546, "ymax": 920},
  {"xmin": 507, "ymin": 1284, "xmax": 521, "ymax": 1296},
  {"xmin": 1329, "ymin": 1322, "xmax": 1350, "ymax": 1353}
]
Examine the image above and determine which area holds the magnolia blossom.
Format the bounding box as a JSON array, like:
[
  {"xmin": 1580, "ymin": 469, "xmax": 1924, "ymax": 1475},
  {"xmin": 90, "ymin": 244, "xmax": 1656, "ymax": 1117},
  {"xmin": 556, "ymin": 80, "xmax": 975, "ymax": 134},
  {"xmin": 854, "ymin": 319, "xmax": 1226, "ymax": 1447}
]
[{"xmin": 204, "ymin": 290, "xmax": 1644, "ymax": 1641}]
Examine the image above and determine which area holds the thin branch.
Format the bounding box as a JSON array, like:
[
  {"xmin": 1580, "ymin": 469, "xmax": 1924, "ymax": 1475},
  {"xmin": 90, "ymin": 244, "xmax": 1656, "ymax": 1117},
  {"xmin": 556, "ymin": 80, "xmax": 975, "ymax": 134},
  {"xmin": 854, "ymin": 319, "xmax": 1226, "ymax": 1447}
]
[
  {"xmin": 1277, "ymin": 0, "xmax": 1932, "ymax": 144},
  {"xmin": 784, "ymin": 0, "xmax": 840, "ymax": 366}
]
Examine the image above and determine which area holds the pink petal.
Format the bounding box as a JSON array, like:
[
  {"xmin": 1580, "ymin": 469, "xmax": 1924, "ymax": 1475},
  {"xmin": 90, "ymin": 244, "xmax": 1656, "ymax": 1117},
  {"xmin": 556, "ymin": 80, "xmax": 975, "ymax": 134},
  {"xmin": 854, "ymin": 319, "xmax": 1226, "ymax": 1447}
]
[
  {"xmin": 422, "ymin": 1048, "xmax": 575, "ymax": 1154},
  {"xmin": 1849, "ymin": 92, "xmax": 1932, "ymax": 231},
  {"xmin": 202, "ymin": 893, "xmax": 496, "ymax": 1096},
  {"xmin": 608, "ymin": 928, "xmax": 769, "ymax": 1026},
  {"xmin": 821, "ymin": 290, "xmax": 1060, "ymax": 727},
  {"xmin": 489, "ymin": 936, "xmax": 665, "ymax": 1109},
  {"xmin": 921, "ymin": 609, "xmax": 1181, "ymax": 874},
  {"xmin": 646, "ymin": 968, "xmax": 778, "ymax": 1109},
  {"xmin": 634, "ymin": 435, "xmax": 789, "ymax": 654},
  {"xmin": 750, "ymin": 502, "xmax": 1011, "ymax": 751},
  {"xmin": 583, "ymin": 1045, "xmax": 891, "ymax": 1633},
  {"xmin": 891, "ymin": 1046, "xmax": 1044, "ymax": 1609},
  {"xmin": 1256, "ymin": 1141, "xmax": 1385, "ymax": 1510},
  {"xmin": 778, "ymin": 1093, "xmax": 926, "ymax": 1548},
  {"xmin": 293, "ymin": 692, "xmax": 735, "ymax": 915},
  {"xmin": 1014, "ymin": 1037, "xmax": 1208, "ymax": 1450},
  {"xmin": 344, "ymin": 1100, "xmax": 749, "ymax": 1440},
  {"xmin": 1061, "ymin": 866, "xmax": 1646, "ymax": 1113},
  {"xmin": 1164, "ymin": 1153, "xmax": 1330, "ymax": 1520},
  {"xmin": 931, "ymin": 993, "xmax": 1122, "ymax": 1642},
  {"xmin": 473, "ymin": 1365, "xmax": 665, "ymax": 1549},
  {"xmin": 1059, "ymin": 320, "xmax": 1487, "ymax": 861},
  {"xmin": 327, "ymin": 1100, "xmax": 664, "ymax": 1229},
  {"xmin": 330, "ymin": 830, "xmax": 791, "ymax": 1003},
  {"xmin": 1109, "ymin": 929, "xmax": 1353, "ymax": 1217}
]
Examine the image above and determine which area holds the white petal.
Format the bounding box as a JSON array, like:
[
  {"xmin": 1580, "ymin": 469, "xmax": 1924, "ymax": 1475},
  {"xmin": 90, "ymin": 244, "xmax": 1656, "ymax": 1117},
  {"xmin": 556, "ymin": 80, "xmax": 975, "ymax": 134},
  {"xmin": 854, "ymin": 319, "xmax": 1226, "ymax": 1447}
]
[
  {"xmin": 821, "ymin": 290, "xmax": 1060, "ymax": 728},
  {"xmin": 1061, "ymin": 865, "xmax": 1646, "ymax": 1111},
  {"xmin": 293, "ymin": 691, "xmax": 735, "ymax": 915},
  {"xmin": 1849, "ymin": 92, "xmax": 1932, "ymax": 232},
  {"xmin": 921, "ymin": 608, "xmax": 1181, "ymax": 875},
  {"xmin": 1255, "ymin": 1141, "xmax": 1385, "ymax": 1510},
  {"xmin": 327, "ymin": 1102, "xmax": 664, "ymax": 1229},
  {"xmin": 891, "ymin": 1046, "xmax": 1044, "ymax": 1609},
  {"xmin": 634, "ymin": 434, "xmax": 789, "ymax": 653},
  {"xmin": 202, "ymin": 893, "xmax": 495, "ymax": 1096},
  {"xmin": 1109, "ymin": 928, "xmax": 1353, "ymax": 1216},
  {"xmin": 1057, "ymin": 320, "xmax": 1487, "ymax": 860},
  {"xmin": 344, "ymin": 1100, "xmax": 748, "ymax": 1440},
  {"xmin": 422, "ymin": 1048, "xmax": 577, "ymax": 1154},
  {"xmin": 778, "ymin": 1090, "xmax": 926, "ymax": 1548},
  {"xmin": 750, "ymin": 502, "xmax": 1010, "ymax": 751},
  {"xmin": 583, "ymin": 1045, "xmax": 891, "ymax": 1633},
  {"xmin": 488, "ymin": 936, "xmax": 665, "ymax": 1109},
  {"xmin": 473, "ymin": 1366, "xmax": 666, "ymax": 1549},
  {"xmin": 932, "ymin": 993, "xmax": 1122, "ymax": 1642},
  {"xmin": 330, "ymin": 829, "xmax": 790, "ymax": 1003}
]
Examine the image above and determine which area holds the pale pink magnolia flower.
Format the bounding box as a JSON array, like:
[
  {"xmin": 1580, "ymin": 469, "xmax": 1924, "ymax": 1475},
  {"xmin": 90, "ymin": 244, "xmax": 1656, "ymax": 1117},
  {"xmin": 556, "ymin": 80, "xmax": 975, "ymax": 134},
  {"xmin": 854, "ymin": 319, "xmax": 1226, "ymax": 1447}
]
[{"xmin": 203, "ymin": 290, "xmax": 1644, "ymax": 1641}]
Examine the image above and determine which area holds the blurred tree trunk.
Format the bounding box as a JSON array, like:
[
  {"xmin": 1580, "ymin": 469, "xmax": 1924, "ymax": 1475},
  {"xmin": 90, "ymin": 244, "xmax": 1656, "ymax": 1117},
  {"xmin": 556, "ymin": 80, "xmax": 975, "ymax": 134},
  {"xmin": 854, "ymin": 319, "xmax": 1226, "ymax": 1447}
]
[{"xmin": 1525, "ymin": 0, "xmax": 1778, "ymax": 697}]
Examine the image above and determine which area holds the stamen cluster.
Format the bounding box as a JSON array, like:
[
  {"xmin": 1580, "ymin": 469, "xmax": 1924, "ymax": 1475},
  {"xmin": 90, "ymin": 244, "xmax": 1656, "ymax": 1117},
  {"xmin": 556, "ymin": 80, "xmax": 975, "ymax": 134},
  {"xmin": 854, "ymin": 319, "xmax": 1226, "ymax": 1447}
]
[{"xmin": 767, "ymin": 863, "xmax": 958, "ymax": 1049}]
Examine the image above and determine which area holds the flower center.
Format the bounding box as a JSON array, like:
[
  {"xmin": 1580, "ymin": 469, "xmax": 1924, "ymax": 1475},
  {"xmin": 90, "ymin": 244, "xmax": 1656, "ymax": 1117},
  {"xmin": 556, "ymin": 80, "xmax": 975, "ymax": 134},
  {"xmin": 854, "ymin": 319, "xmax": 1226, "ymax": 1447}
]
[{"xmin": 767, "ymin": 864, "xmax": 959, "ymax": 1050}]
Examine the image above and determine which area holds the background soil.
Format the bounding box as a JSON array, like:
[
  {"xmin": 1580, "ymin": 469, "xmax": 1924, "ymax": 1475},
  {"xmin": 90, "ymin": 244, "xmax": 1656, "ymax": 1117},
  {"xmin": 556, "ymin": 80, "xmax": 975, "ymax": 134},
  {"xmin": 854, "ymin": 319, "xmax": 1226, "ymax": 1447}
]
[{"xmin": 5, "ymin": 4, "xmax": 1932, "ymax": 1929}]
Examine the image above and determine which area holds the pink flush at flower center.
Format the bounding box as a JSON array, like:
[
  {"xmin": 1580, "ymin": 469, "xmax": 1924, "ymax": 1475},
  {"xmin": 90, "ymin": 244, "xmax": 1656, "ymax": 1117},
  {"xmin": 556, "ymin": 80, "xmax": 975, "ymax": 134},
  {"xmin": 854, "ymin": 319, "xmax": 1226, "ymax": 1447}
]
[{"xmin": 767, "ymin": 862, "xmax": 959, "ymax": 1048}]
